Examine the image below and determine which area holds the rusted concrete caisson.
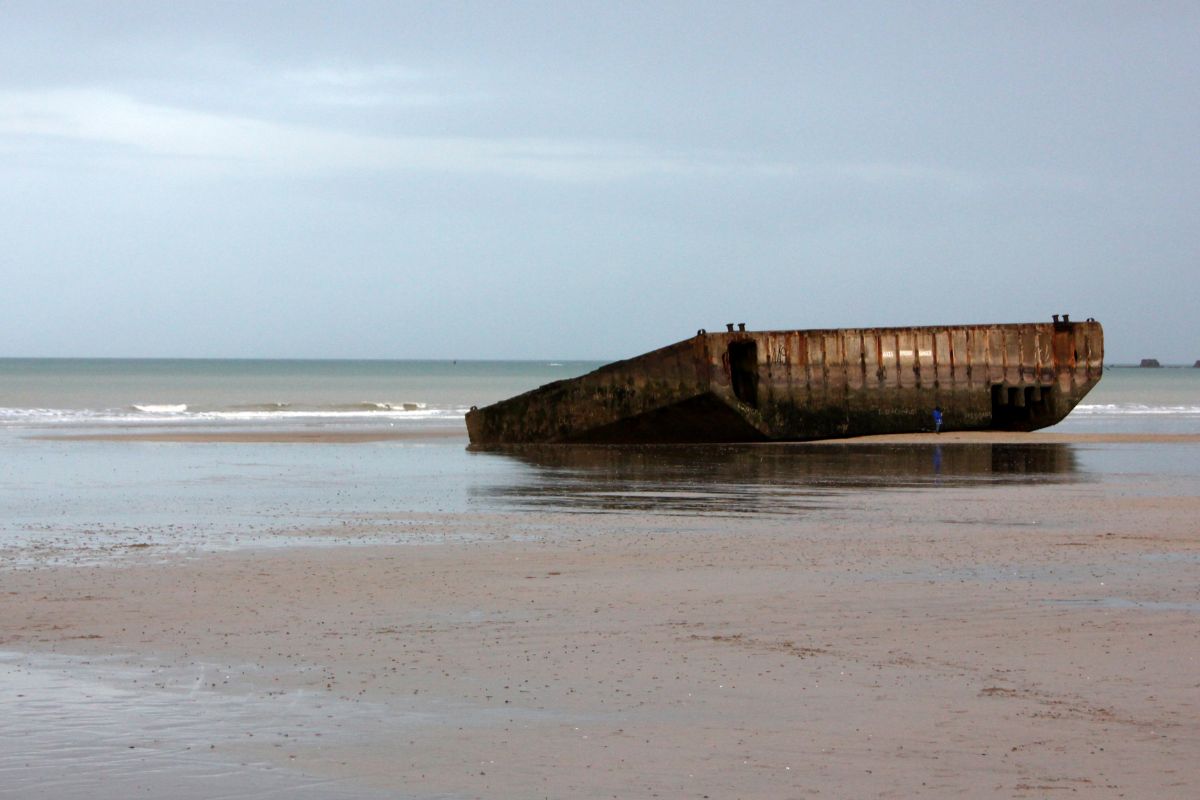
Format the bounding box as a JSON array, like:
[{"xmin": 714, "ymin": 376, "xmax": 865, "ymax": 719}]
[{"xmin": 465, "ymin": 317, "xmax": 1103, "ymax": 445}]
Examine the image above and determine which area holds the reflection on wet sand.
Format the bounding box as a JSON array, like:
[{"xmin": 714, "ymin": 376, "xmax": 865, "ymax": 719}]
[
  {"xmin": 470, "ymin": 443, "xmax": 1085, "ymax": 515},
  {"xmin": 0, "ymin": 653, "xmax": 401, "ymax": 800}
]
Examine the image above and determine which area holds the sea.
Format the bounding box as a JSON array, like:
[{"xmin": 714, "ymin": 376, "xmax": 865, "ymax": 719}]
[
  {"xmin": 0, "ymin": 358, "xmax": 595, "ymax": 431},
  {"xmin": 1, "ymin": 359, "xmax": 1198, "ymax": 567}
]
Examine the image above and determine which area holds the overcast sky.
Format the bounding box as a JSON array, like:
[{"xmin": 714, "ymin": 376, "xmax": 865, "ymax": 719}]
[{"xmin": 1, "ymin": 2, "xmax": 1196, "ymax": 361}]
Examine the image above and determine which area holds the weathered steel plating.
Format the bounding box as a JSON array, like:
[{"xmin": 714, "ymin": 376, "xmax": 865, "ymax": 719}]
[{"xmin": 466, "ymin": 317, "xmax": 1104, "ymax": 445}]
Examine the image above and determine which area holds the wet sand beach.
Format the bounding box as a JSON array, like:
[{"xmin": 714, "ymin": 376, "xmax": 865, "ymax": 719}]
[
  {"xmin": 30, "ymin": 429, "xmax": 1200, "ymax": 445},
  {"xmin": 3, "ymin": 434, "xmax": 1198, "ymax": 798},
  {"xmin": 823, "ymin": 431, "xmax": 1200, "ymax": 445}
]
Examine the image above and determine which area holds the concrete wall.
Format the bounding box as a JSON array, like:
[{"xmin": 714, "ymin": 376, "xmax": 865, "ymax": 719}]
[
  {"xmin": 704, "ymin": 319, "xmax": 1103, "ymax": 439},
  {"xmin": 466, "ymin": 319, "xmax": 1104, "ymax": 444}
]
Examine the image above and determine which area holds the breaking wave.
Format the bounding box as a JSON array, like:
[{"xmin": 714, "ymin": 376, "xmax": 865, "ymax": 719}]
[
  {"xmin": 353, "ymin": 402, "xmax": 427, "ymax": 412},
  {"xmin": 1073, "ymin": 403, "xmax": 1200, "ymax": 416},
  {"xmin": 0, "ymin": 401, "xmax": 465, "ymax": 429}
]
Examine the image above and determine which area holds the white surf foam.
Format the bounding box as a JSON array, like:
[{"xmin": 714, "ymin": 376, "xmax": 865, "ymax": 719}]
[
  {"xmin": 132, "ymin": 404, "xmax": 188, "ymax": 413},
  {"xmin": 1074, "ymin": 403, "xmax": 1200, "ymax": 416},
  {"xmin": 0, "ymin": 404, "xmax": 469, "ymax": 428}
]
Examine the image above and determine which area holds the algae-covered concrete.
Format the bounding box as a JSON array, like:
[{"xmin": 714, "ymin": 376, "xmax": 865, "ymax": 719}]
[{"xmin": 466, "ymin": 317, "xmax": 1103, "ymax": 445}]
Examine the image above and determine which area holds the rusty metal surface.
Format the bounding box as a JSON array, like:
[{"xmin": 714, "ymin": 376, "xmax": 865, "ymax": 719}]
[{"xmin": 465, "ymin": 318, "xmax": 1104, "ymax": 445}]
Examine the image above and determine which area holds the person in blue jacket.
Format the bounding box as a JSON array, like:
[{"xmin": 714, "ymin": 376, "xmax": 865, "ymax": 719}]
[{"xmin": 932, "ymin": 406, "xmax": 943, "ymax": 434}]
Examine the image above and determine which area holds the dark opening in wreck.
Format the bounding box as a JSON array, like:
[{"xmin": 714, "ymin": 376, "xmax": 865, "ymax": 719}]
[
  {"xmin": 728, "ymin": 340, "xmax": 759, "ymax": 409},
  {"xmin": 991, "ymin": 383, "xmax": 1058, "ymax": 431}
]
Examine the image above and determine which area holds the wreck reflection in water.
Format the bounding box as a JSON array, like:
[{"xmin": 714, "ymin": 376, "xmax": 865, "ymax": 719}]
[{"xmin": 469, "ymin": 443, "xmax": 1086, "ymax": 516}]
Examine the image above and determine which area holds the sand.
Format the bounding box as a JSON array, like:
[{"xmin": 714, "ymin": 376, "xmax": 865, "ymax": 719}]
[
  {"xmin": 32, "ymin": 429, "xmax": 1200, "ymax": 444},
  {"xmin": 4, "ymin": 452, "xmax": 1199, "ymax": 799},
  {"xmin": 822, "ymin": 431, "xmax": 1200, "ymax": 445}
]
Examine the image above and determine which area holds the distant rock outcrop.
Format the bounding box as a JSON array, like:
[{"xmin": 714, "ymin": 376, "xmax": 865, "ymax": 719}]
[
  {"xmin": 1194, "ymin": 360, "xmax": 1200, "ymax": 368},
  {"xmin": 1140, "ymin": 358, "xmax": 1162, "ymax": 368}
]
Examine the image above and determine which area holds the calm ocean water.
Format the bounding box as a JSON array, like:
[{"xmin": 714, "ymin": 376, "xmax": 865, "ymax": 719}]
[
  {"xmin": 0, "ymin": 358, "xmax": 604, "ymax": 430},
  {"xmin": 1, "ymin": 360, "xmax": 1197, "ymax": 567}
]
